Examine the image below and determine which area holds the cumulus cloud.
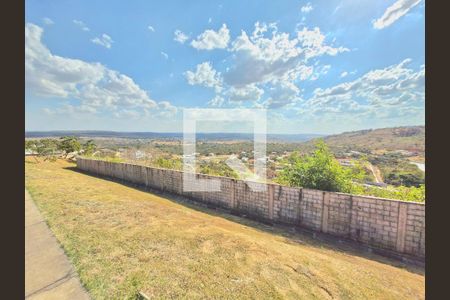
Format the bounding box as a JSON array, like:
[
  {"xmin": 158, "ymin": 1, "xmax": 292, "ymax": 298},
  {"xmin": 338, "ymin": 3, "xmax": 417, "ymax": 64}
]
[
  {"xmin": 224, "ymin": 24, "xmax": 347, "ymax": 88},
  {"xmin": 181, "ymin": 22, "xmax": 349, "ymax": 109},
  {"xmin": 73, "ymin": 20, "xmax": 90, "ymax": 31},
  {"xmin": 201, "ymin": 22, "xmax": 347, "ymax": 108},
  {"xmin": 191, "ymin": 24, "xmax": 230, "ymax": 50},
  {"xmin": 148, "ymin": 25, "xmax": 155, "ymax": 32},
  {"xmin": 184, "ymin": 62, "xmax": 223, "ymax": 92},
  {"xmin": 174, "ymin": 30, "xmax": 189, "ymax": 44},
  {"xmin": 373, "ymin": 0, "xmax": 421, "ymax": 29},
  {"xmin": 42, "ymin": 18, "xmax": 54, "ymax": 25},
  {"xmin": 301, "ymin": 3, "xmax": 313, "ymax": 13},
  {"xmin": 26, "ymin": 23, "xmax": 176, "ymax": 118},
  {"xmin": 91, "ymin": 33, "xmax": 113, "ymax": 49},
  {"xmin": 227, "ymin": 84, "xmax": 264, "ymax": 102},
  {"xmin": 300, "ymin": 59, "xmax": 424, "ymax": 119}
]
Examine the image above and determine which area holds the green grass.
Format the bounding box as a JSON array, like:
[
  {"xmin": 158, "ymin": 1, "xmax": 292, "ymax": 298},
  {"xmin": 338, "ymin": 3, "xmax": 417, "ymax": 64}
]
[{"xmin": 25, "ymin": 158, "xmax": 424, "ymax": 299}]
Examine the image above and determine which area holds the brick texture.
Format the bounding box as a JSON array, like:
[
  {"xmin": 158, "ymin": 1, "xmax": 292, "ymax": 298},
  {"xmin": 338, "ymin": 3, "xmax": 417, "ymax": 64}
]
[{"xmin": 77, "ymin": 158, "xmax": 425, "ymax": 258}]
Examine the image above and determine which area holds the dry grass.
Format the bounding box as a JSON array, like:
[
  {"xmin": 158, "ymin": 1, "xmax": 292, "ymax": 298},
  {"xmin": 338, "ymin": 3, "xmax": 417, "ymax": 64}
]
[{"xmin": 25, "ymin": 158, "xmax": 424, "ymax": 299}]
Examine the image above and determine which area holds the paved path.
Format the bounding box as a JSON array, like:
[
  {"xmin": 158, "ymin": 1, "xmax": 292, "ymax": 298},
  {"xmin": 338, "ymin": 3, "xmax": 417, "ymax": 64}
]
[{"xmin": 25, "ymin": 190, "xmax": 90, "ymax": 299}]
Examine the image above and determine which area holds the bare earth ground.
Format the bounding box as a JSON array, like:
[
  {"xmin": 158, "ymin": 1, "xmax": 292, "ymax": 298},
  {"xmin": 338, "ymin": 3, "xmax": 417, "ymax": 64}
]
[{"xmin": 25, "ymin": 158, "xmax": 424, "ymax": 299}]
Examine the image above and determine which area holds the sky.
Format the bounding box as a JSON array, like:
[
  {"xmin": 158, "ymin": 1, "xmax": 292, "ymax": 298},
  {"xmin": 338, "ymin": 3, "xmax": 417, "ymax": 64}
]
[{"xmin": 25, "ymin": 0, "xmax": 425, "ymax": 134}]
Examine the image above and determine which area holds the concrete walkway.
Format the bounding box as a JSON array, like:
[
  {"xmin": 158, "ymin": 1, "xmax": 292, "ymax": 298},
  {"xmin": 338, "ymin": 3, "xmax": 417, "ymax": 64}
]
[{"xmin": 25, "ymin": 190, "xmax": 90, "ymax": 299}]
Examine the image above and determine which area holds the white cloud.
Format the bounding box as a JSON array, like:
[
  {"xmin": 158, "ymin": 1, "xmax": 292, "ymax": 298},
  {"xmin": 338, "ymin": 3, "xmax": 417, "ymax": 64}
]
[
  {"xmin": 157, "ymin": 101, "xmax": 178, "ymax": 117},
  {"xmin": 148, "ymin": 25, "xmax": 155, "ymax": 32},
  {"xmin": 207, "ymin": 95, "xmax": 225, "ymax": 107},
  {"xmin": 301, "ymin": 3, "xmax": 313, "ymax": 13},
  {"xmin": 373, "ymin": 0, "xmax": 421, "ymax": 29},
  {"xmin": 224, "ymin": 24, "xmax": 347, "ymax": 87},
  {"xmin": 227, "ymin": 84, "xmax": 264, "ymax": 102},
  {"xmin": 310, "ymin": 64, "xmax": 331, "ymax": 80},
  {"xmin": 208, "ymin": 17, "xmax": 212, "ymax": 24},
  {"xmin": 191, "ymin": 24, "xmax": 230, "ymax": 50},
  {"xmin": 297, "ymin": 27, "xmax": 349, "ymax": 59},
  {"xmin": 73, "ymin": 20, "xmax": 90, "ymax": 31},
  {"xmin": 26, "ymin": 23, "xmax": 177, "ymax": 118},
  {"xmin": 181, "ymin": 22, "xmax": 349, "ymax": 109},
  {"xmin": 174, "ymin": 30, "xmax": 189, "ymax": 44},
  {"xmin": 161, "ymin": 51, "xmax": 169, "ymax": 59},
  {"xmin": 42, "ymin": 18, "xmax": 54, "ymax": 25},
  {"xmin": 340, "ymin": 70, "xmax": 357, "ymax": 78},
  {"xmin": 91, "ymin": 34, "xmax": 113, "ymax": 49},
  {"xmin": 300, "ymin": 59, "xmax": 424, "ymax": 118},
  {"xmin": 184, "ymin": 62, "xmax": 223, "ymax": 92}
]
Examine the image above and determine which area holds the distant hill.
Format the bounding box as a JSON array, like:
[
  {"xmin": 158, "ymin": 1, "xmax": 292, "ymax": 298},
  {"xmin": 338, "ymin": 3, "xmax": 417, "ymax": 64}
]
[
  {"xmin": 25, "ymin": 130, "xmax": 323, "ymax": 143},
  {"xmin": 314, "ymin": 126, "xmax": 425, "ymax": 154}
]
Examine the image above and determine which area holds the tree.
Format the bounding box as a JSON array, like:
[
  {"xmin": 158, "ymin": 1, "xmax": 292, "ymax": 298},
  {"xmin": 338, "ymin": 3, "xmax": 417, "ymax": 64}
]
[
  {"xmin": 34, "ymin": 139, "xmax": 59, "ymax": 161},
  {"xmin": 57, "ymin": 136, "xmax": 81, "ymax": 155},
  {"xmin": 276, "ymin": 140, "xmax": 363, "ymax": 193},
  {"xmin": 82, "ymin": 140, "xmax": 97, "ymax": 156},
  {"xmin": 25, "ymin": 140, "xmax": 36, "ymax": 151}
]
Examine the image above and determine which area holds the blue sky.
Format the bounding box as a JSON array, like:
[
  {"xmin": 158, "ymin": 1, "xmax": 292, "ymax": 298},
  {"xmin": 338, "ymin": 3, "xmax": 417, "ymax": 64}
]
[{"xmin": 25, "ymin": 0, "xmax": 425, "ymax": 134}]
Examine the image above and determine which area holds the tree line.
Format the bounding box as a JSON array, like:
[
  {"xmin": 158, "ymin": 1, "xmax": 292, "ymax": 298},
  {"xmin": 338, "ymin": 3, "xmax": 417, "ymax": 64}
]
[{"xmin": 25, "ymin": 136, "xmax": 97, "ymax": 161}]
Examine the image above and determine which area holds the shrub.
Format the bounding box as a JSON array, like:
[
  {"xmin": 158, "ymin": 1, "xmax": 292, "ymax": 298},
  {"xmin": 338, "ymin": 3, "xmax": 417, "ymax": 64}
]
[{"xmin": 276, "ymin": 140, "xmax": 363, "ymax": 193}]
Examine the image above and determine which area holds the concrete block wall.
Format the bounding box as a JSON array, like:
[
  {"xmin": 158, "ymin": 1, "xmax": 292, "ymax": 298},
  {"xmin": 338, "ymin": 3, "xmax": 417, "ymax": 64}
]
[
  {"xmin": 272, "ymin": 185, "xmax": 301, "ymax": 224},
  {"xmin": 77, "ymin": 158, "xmax": 425, "ymax": 259}
]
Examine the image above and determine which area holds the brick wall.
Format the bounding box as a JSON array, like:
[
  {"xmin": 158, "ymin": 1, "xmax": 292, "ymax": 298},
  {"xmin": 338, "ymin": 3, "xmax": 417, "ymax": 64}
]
[{"xmin": 77, "ymin": 158, "xmax": 425, "ymax": 259}]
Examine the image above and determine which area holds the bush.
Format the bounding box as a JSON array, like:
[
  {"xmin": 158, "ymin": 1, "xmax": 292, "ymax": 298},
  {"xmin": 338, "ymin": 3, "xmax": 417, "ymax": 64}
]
[
  {"xmin": 153, "ymin": 157, "xmax": 183, "ymax": 170},
  {"xmin": 276, "ymin": 140, "xmax": 363, "ymax": 193},
  {"xmin": 352, "ymin": 184, "xmax": 425, "ymax": 202},
  {"xmin": 199, "ymin": 160, "xmax": 239, "ymax": 178}
]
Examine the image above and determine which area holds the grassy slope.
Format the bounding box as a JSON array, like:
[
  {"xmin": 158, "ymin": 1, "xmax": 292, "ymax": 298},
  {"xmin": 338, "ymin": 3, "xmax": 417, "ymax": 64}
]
[{"xmin": 25, "ymin": 159, "xmax": 424, "ymax": 299}]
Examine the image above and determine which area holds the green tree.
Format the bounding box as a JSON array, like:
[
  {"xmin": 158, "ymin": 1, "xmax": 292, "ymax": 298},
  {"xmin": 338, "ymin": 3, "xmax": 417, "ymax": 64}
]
[
  {"xmin": 82, "ymin": 140, "xmax": 97, "ymax": 156},
  {"xmin": 57, "ymin": 136, "xmax": 82, "ymax": 155},
  {"xmin": 25, "ymin": 140, "xmax": 36, "ymax": 151},
  {"xmin": 276, "ymin": 140, "xmax": 362, "ymax": 193},
  {"xmin": 34, "ymin": 139, "xmax": 59, "ymax": 161}
]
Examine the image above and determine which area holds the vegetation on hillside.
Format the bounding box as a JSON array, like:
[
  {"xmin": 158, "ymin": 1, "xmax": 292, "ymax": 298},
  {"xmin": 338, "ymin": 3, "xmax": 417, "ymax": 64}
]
[
  {"xmin": 368, "ymin": 152, "xmax": 424, "ymax": 187},
  {"xmin": 276, "ymin": 141, "xmax": 425, "ymax": 202},
  {"xmin": 315, "ymin": 126, "xmax": 424, "ymax": 153},
  {"xmin": 25, "ymin": 136, "xmax": 97, "ymax": 161}
]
